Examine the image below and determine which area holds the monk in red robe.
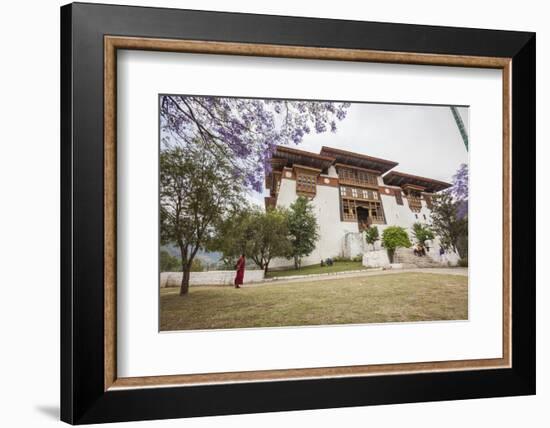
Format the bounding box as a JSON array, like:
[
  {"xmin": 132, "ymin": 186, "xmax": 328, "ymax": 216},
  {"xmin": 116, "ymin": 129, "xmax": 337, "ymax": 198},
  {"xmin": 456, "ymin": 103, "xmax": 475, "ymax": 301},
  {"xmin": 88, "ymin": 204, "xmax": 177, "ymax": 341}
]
[{"xmin": 234, "ymin": 254, "xmax": 246, "ymax": 288}]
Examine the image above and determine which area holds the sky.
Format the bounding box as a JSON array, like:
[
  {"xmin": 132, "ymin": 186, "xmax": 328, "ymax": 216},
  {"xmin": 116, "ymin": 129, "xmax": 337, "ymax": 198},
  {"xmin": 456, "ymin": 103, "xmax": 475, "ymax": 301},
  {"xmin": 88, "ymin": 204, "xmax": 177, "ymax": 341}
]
[{"xmin": 249, "ymin": 102, "xmax": 469, "ymax": 207}]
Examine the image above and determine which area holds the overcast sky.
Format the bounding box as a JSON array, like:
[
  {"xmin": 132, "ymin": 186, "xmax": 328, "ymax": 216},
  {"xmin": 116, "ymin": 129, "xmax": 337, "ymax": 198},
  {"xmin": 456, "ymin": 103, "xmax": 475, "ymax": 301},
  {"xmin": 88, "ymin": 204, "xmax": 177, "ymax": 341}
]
[{"xmin": 249, "ymin": 102, "xmax": 469, "ymax": 206}]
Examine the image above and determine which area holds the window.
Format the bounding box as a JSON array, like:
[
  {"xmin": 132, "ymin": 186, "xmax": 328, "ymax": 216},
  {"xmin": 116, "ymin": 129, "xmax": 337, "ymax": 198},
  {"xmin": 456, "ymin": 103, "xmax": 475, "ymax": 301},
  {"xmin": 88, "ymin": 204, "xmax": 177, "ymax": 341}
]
[
  {"xmin": 340, "ymin": 186, "xmax": 379, "ymax": 201},
  {"xmin": 337, "ymin": 166, "xmax": 378, "ymax": 187},
  {"xmin": 395, "ymin": 191, "xmax": 403, "ymax": 205},
  {"xmin": 407, "ymin": 191, "xmax": 422, "ymax": 212},
  {"xmin": 296, "ymin": 172, "xmax": 316, "ymax": 196},
  {"xmin": 342, "ymin": 199, "xmax": 357, "ymax": 221},
  {"xmin": 423, "ymin": 214, "xmax": 427, "ymax": 220},
  {"xmin": 341, "ymin": 198, "xmax": 385, "ymax": 224}
]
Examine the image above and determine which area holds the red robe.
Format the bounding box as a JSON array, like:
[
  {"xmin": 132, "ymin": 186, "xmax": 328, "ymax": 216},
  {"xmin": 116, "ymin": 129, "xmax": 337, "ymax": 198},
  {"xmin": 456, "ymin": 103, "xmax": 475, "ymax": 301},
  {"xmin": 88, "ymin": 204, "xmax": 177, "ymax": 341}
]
[{"xmin": 234, "ymin": 256, "xmax": 246, "ymax": 286}]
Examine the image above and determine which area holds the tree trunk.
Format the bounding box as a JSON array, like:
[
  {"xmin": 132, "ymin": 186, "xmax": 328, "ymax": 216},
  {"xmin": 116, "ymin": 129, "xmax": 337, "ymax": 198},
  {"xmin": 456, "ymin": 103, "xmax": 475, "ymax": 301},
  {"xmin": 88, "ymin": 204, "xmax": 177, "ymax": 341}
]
[
  {"xmin": 387, "ymin": 249, "xmax": 395, "ymax": 263},
  {"xmin": 264, "ymin": 263, "xmax": 269, "ymax": 275},
  {"xmin": 180, "ymin": 268, "xmax": 190, "ymax": 295},
  {"xmin": 177, "ymin": 241, "xmax": 190, "ymax": 296},
  {"xmin": 294, "ymin": 256, "xmax": 300, "ymax": 270}
]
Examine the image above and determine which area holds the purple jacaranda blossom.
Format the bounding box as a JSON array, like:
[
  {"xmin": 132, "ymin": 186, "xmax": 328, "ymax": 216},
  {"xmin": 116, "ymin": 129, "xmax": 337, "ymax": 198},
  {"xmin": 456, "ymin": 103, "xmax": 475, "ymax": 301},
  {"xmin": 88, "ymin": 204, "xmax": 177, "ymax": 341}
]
[
  {"xmin": 451, "ymin": 163, "xmax": 468, "ymax": 201},
  {"xmin": 160, "ymin": 96, "xmax": 350, "ymax": 191},
  {"xmin": 448, "ymin": 163, "xmax": 468, "ymax": 219}
]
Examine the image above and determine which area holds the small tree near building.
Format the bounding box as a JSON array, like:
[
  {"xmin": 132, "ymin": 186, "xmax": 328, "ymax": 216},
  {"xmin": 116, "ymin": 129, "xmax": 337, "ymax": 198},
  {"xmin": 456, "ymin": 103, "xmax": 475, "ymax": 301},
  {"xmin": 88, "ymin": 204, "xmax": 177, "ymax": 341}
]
[
  {"xmin": 381, "ymin": 226, "xmax": 412, "ymax": 263},
  {"xmin": 211, "ymin": 206, "xmax": 292, "ymax": 274},
  {"xmin": 287, "ymin": 196, "xmax": 319, "ymax": 269},
  {"xmin": 411, "ymin": 222, "xmax": 435, "ymax": 248},
  {"xmin": 246, "ymin": 208, "xmax": 292, "ymax": 274},
  {"xmin": 364, "ymin": 226, "xmax": 380, "ymax": 250},
  {"xmin": 209, "ymin": 204, "xmax": 253, "ymax": 268},
  {"xmin": 430, "ymin": 192, "xmax": 468, "ymax": 259}
]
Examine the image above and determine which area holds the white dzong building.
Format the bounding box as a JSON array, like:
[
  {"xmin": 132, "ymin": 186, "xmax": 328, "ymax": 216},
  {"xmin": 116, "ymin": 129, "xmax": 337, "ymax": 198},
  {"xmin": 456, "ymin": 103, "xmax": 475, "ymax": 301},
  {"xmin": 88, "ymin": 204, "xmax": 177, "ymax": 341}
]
[{"xmin": 265, "ymin": 145, "xmax": 459, "ymax": 268}]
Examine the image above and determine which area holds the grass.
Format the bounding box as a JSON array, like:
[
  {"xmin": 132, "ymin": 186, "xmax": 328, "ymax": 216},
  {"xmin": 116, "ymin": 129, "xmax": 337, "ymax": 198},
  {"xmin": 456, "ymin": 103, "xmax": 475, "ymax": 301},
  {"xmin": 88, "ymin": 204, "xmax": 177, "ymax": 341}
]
[
  {"xmin": 160, "ymin": 272, "xmax": 468, "ymax": 331},
  {"xmin": 265, "ymin": 261, "xmax": 366, "ymax": 278}
]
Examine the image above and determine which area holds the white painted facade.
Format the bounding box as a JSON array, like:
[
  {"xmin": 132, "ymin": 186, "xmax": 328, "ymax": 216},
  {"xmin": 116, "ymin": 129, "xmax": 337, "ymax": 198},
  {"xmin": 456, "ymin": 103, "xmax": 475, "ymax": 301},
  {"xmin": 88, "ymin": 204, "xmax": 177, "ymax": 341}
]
[
  {"xmin": 267, "ymin": 151, "xmax": 461, "ymax": 268},
  {"xmin": 271, "ymin": 171, "xmax": 361, "ymax": 268}
]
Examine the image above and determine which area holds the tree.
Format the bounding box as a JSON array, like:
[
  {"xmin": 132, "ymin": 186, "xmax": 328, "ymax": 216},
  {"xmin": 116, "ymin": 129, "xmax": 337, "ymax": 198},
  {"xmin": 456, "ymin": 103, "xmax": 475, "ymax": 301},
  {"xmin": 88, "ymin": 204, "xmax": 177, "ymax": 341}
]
[
  {"xmin": 208, "ymin": 204, "xmax": 253, "ymax": 268},
  {"xmin": 450, "ymin": 163, "xmax": 468, "ymax": 220},
  {"xmin": 364, "ymin": 226, "xmax": 380, "ymax": 250},
  {"xmin": 245, "ymin": 208, "xmax": 292, "ymax": 274},
  {"xmin": 429, "ymin": 164, "xmax": 469, "ymax": 260},
  {"xmin": 411, "ymin": 222, "xmax": 435, "ymax": 247},
  {"xmin": 381, "ymin": 226, "xmax": 411, "ymax": 263},
  {"xmin": 160, "ymin": 143, "xmax": 242, "ymax": 295},
  {"xmin": 430, "ymin": 192, "xmax": 468, "ymax": 259},
  {"xmin": 160, "ymin": 96, "xmax": 350, "ymax": 192},
  {"xmin": 287, "ymin": 196, "xmax": 319, "ymax": 269},
  {"xmin": 211, "ymin": 207, "xmax": 292, "ymax": 274}
]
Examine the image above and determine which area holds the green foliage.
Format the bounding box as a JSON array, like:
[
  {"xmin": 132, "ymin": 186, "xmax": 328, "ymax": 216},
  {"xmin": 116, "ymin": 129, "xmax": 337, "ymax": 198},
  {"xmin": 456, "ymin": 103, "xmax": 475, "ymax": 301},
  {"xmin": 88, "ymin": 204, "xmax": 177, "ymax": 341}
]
[
  {"xmin": 411, "ymin": 222, "xmax": 435, "ymax": 246},
  {"xmin": 160, "ymin": 250, "xmax": 182, "ymax": 272},
  {"xmin": 245, "ymin": 208, "xmax": 292, "ymax": 274},
  {"xmin": 364, "ymin": 226, "xmax": 380, "ymax": 250},
  {"xmin": 381, "ymin": 226, "xmax": 411, "ymax": 263},
  {"xmin": 190, "ymin": 258, "xmax": 205, "ymax": 272},
  {"xmin": 160, "ymin": 143, "xmax": 243, "ymax": 295},
  {"xmin": 430, "ymin": 192, "xmax": 468, "ymax": 259},
  {"xmin": 287, "ymin": 196, "xmax": 319, "ymax": 269},
  {"xmin": 212, "ymin": 207, "xmax": 292, "ymax": 274},
  {"xmin": 160, "ymin": 250, "xmax": 205, "ymax": 272},
  {"xmin": 208, "ymin": 204, "xmax": 253, "ymax": 268}
]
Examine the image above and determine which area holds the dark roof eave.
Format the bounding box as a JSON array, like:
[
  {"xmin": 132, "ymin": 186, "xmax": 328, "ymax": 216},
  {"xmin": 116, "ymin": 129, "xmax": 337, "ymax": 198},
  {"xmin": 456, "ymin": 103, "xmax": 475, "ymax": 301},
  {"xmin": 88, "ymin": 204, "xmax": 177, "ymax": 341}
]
[
  {"xmin": 320, "ymin": 146, "xmax": 398, "ymax": 173},
  {"xmin": 383, "ymin": 171, "xmax": 452, "ymax": 192}
]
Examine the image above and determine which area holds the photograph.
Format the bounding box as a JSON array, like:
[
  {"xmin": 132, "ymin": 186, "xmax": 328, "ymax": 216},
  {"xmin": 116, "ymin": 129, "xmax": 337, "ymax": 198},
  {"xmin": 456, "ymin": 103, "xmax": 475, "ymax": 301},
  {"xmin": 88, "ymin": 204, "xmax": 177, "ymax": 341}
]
[
  {"xmin": 50, "ymin": 1, "xmax": 536, "ymax": 424},
  {"xmin": 158, "ymin": 95, "xmax": 470, "ymax": 331}
]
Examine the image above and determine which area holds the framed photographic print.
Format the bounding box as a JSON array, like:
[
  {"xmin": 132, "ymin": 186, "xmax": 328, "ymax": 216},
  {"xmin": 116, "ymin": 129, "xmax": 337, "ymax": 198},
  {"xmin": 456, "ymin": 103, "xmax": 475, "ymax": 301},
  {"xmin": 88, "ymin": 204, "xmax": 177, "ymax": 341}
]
[{"xmin": 60, "ymin": 2, "xmax": 536, "ymax": 424}]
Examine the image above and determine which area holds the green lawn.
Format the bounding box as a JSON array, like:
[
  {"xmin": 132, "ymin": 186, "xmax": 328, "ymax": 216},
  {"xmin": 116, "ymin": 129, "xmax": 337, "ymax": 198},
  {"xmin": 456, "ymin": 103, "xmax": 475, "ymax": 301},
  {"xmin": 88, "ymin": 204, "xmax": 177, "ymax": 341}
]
[
  {"xmin": 160, "ymin": 272, "xmax": 468, "ymax": 331},
  {"xmin": 265, "ymin": 261, "xmax": 366, "ymax": 278}
]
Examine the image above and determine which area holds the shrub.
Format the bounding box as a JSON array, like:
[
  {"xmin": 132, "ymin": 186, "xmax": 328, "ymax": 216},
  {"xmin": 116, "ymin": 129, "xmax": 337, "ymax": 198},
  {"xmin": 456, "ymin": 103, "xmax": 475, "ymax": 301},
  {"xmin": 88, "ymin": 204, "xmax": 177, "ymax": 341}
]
[
  {"xmin": 412, "ymin": 222, "xmax": 435, "ymax": 247},
  {"xmin": 364, "ymin": 226, "xmax": 380, "ymax": 250},
  {"xmin": 381, "ymin": 226, "xmax": 412, "ymax": 263}
]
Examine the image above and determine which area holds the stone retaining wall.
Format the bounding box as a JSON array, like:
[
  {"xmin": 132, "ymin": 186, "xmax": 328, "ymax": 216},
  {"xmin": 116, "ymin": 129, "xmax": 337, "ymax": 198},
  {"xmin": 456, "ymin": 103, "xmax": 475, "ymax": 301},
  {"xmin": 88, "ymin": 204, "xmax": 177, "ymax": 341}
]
[
  {"xmin": 362, "ymin": 249, "xmax": 391, "ymax": 268},
  {"xmin": 160, "ymin": 270, "xmax": 265, "ymax": 288}
]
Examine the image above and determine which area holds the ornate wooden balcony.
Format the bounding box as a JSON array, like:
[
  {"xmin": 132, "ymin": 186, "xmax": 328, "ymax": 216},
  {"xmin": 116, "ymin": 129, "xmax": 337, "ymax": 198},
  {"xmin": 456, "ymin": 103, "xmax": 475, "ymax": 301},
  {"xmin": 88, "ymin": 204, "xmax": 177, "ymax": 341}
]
[{"xmin": 407, "ymin": 195, "xmax": 422, "ymax": 212}]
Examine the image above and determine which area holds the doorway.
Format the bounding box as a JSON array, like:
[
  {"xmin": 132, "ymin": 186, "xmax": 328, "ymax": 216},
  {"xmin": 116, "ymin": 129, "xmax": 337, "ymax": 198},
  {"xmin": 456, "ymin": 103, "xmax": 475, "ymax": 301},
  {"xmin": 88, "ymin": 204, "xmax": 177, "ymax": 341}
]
[{"xmin": 356, "ymin": 206, "xmax": 370, "ymax": 232}]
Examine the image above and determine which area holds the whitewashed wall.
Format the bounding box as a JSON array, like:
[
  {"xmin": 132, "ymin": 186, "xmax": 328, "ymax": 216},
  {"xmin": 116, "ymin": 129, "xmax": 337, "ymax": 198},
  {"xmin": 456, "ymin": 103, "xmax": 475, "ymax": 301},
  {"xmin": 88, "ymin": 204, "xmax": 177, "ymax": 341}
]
[
  {"xmin": 379, "ymin": 187, "xmax": 433, "ymax": 230},
  {"xmin": 271, "ymin": 175, "xmax": 359, "ymax": 268},
  {"xmin": 271, "ymin": 176, "xmax": 463, "ymax": 268},
  {"xmin": 160, "ymin": 270, "xmax": 265, "ymax": 288},
  {"xmin": 362, "ymin": 249, "xmax": 390, "ymax": 268}
]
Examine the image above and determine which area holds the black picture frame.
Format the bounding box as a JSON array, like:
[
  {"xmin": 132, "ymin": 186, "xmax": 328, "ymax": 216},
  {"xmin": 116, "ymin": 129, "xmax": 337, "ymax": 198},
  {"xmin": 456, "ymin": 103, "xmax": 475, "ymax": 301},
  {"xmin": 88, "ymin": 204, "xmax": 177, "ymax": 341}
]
[{"xmin": 61, "ymin": 2, "xmax": 535, "ymax": 424}]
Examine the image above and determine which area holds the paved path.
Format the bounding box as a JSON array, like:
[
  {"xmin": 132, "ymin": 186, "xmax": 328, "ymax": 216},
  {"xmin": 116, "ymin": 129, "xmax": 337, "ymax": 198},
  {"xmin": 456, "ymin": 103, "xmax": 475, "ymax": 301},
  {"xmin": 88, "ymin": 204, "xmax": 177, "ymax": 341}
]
[{"xmin": 244, "ymin": 267, "xmax": 468, "ymax": 287}]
